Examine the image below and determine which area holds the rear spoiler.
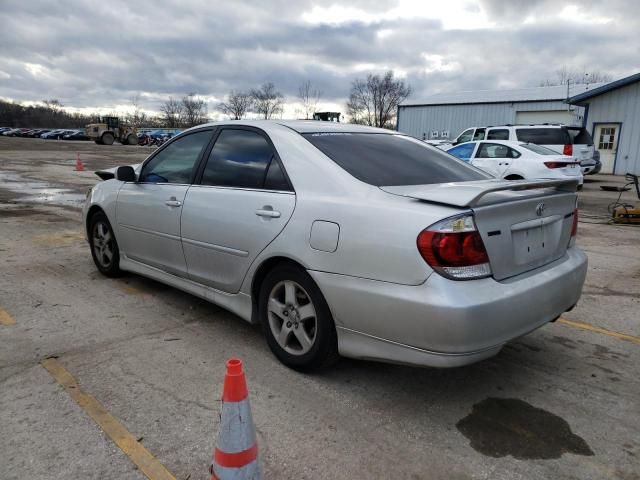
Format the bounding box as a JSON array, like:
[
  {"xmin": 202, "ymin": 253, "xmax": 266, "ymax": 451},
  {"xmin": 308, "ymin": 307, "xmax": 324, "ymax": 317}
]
[{"xmin": 380, "ymin": 178, "xmax": 579, "ymax": 208}]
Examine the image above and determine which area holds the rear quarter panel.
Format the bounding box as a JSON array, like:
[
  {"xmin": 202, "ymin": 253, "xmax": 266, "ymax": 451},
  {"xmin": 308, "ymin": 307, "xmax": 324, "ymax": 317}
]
[{"xmin": 244, "ymin": 187, "xmax": 465, "ymax": 290}]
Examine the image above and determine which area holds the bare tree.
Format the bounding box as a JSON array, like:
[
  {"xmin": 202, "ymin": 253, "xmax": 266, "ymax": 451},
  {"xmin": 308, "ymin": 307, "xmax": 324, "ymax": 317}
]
[
  {"xmin": 298, "ymin": 80, "xmax": 321, "ymax": 120},
  {"xmin": 218, "ymin": 90, "xmax": 253, "ymax": 120},
  {"xmin": 42, "ymin": 99, "xmax": 63, "ymax": 115},
  {"xmin": 346, "ymin": 71, "xmax": 411, "ymax": 128},
  {"xmin": 539, "ymin": 66, "xmax": 613, "ymax": 87},
  {"xmin": 160, "ymin": 97, "xmax": 184, "ymax": 128},
  {"xmin": 250, "ymin": 82, "xmax": 285, "ymax": 119},
  {"xmin": 126, "ymin": 94, "xmax": 148, "ymax": 128},
  {"xmin": 181, "ymin": 93, "xmax": 208, "ymax": 127}
]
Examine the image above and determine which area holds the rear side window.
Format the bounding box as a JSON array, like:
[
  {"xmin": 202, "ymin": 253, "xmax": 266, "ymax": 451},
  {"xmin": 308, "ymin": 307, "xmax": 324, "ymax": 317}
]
[
  {"xmin": 520, "ymin": 143, "xmax": 559, "ymax": 155},
  {"xmin": 476, "ymin": 143, "xmax": 521, "ymax": 159},
  {"xmin": 567, "ymin": 127, "xmax": 594, "ymax": 145},
  {"xmin": 515, "ymin": 128, "xmax": 571, "ymax": 145},
  {"xmin": 201, "ymin": 129, "xmax": 291, "ymax": 190},
  {"xmin": 303, "ymin": 133, "xmax": 489, "ymax": 186},
  {"xmin": 487, "ymin": 129, "xmax": 509, "ymax": 140}
]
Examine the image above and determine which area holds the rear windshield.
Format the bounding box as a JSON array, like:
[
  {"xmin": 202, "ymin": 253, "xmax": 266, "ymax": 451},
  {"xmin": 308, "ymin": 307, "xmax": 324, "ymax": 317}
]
[
  {"xmin": 567, "ymin": 127, "xmax": 594, "ymax": 145},
  {"xmin": 515, "ymin": 128, "xmax": 571, "ymax": 145},
  {"xmin": 520, "ymin": 143, "xmax": 560, "ymax": 155},
  {"xmin": 302, "ymin": 133, "xmax": 489, "ymax": 186}
]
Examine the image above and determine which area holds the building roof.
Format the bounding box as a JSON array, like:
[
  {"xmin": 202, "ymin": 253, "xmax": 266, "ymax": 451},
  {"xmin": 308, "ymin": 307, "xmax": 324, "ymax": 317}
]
[
  {"xmin": 568, "ymin": 72, "xmax": 640, "ymax": 103},
  {"xmin": 401, "ymin": 83, "xmax": 605, "ymax": 107}
]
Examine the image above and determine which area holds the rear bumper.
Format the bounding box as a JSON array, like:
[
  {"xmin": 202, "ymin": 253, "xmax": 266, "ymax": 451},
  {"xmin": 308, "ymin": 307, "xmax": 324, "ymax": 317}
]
[{"xmin": 309, "ymin": 247, "xmax": 587, "ymax": 368}]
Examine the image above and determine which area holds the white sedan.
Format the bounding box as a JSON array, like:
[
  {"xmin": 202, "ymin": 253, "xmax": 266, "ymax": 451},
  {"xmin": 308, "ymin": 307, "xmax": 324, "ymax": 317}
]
[{"xmin": 446, "ymin": 140, "xmax": 583, "ymax": 186}]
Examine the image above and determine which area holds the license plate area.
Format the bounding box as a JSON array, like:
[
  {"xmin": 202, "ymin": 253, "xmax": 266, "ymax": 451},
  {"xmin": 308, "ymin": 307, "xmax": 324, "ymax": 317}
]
[{"xmin": 513, "ymin": 225, "xmax": 549, "ymax": 264}]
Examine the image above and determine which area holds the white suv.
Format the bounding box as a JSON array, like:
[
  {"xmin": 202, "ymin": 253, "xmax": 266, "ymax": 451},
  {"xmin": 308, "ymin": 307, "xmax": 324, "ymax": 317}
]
[{"xmin": 451, "ymin": 124, "xmax": 596, "ymax": 174}]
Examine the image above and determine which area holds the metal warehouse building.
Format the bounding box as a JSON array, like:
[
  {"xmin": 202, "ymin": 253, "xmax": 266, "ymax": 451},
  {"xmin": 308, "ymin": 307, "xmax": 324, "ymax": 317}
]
[
  {"xmin": 397, "ymin": 83, "xmax": 602, "ymax": 142},
  {"xmin": 568, "ymin": 72, "xmax": 640, "ymax": 175}
]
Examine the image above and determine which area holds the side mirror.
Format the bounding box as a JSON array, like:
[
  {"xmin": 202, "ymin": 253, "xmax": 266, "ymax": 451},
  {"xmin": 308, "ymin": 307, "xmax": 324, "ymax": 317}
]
[{"xmin": 115, "ymin": 166, "xmax": 136, "ymax": 182}]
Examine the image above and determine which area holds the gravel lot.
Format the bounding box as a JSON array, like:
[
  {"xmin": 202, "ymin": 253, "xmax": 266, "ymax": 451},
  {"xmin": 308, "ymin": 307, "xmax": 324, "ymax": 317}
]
[{"xmin": 1, "ymin": 136, "xmax": 639, "ymax": 480}]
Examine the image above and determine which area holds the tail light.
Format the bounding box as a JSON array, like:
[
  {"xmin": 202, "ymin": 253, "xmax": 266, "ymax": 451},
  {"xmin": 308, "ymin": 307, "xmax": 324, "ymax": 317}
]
[
  {"xmin": 544, "ymin": 161, "xmax": 572, "ymax": 169},
  {"xmin": 563, "ymin": 144, "xmax": 573, "ymax": 156},
  {"xmin": 569, "ymin": 199, "xmax": 578, "ymax": 247},
  {"xmin": 417, "ymin": 214, "xmax": 492, "ymax": 280}
]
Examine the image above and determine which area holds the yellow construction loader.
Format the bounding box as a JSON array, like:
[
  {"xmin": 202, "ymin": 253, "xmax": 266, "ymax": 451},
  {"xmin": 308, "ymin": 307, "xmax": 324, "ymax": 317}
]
[{"xmin": 86, "ymin": 116, "xmax": 137, "ymax": 145}]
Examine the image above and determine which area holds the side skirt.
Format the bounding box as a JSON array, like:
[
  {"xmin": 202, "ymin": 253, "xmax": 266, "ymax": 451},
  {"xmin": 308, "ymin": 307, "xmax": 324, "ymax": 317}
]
[{"xmin": 119, "ymin": 256, "xmax": 254, "ymax": 323}]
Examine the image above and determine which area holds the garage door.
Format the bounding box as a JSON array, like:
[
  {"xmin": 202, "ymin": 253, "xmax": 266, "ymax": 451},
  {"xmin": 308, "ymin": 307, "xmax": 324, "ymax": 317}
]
[{"xmin": 515, "ymin": 110, "xmax": 574, "ymax": 124}]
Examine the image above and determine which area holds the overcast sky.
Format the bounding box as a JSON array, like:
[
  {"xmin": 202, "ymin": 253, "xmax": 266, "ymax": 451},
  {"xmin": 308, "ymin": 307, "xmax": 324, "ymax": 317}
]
[{"xmin": 0, "ymin": 0, "xmax": 638, "ymax": 118}]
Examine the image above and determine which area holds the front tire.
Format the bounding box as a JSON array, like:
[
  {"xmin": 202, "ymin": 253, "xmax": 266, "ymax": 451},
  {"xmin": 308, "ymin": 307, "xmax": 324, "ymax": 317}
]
[
  {"xmin": 126, "ymin": 134, "xmax": 137, "ymax": 145},
  {"xmin": 89, "ymin": 212, "xmax": 122, "ymax": 277},
  {"xmin": 101, "ymin": 132, "xmax": 114, "ymax": 145},
  {"xmin": 259, "ymin": 264, "xmax": 339, "ymax": 371}
]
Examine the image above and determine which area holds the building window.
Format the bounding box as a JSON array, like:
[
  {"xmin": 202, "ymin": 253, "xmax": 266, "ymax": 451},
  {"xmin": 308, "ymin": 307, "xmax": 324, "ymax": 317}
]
[{"xmin": 598, "ymin": 127, "xmax": 616, "ymax": 150}]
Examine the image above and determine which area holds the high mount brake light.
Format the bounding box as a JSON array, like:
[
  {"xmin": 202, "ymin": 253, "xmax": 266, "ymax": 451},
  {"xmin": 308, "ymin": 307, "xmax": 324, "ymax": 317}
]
[
  {"xmin": 563, "ymin": 144, "xmax": 573, "ymax": 156},
  {"xmin": 417, "ymin": 214, "xmax": 492, "ymax": 280}
]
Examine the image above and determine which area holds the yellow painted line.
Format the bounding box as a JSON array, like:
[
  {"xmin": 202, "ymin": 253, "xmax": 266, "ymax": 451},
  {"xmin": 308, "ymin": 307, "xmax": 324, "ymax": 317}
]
[
  {"xmin": 558, "ymin": 318, "xmax": 640, "ymax": 346},
  {"xmin": 32, "ymin": 230, "xmax": 85, "ymax": 246},
  {"xmin": 0, "ymin": 307, "xmax": 16, "ymax": 326},
  {"xmin": 41, "ymin": 358, "xmax": 177, "ymax": 480},
  {"xmin": 121, "ymin": 285, "xmax": 150, "ymax": 296}
]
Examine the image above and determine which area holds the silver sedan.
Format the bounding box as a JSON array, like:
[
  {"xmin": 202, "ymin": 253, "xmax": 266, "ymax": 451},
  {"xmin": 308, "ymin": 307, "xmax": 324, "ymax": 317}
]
[{"xmin": 83, "ymin": 121, "xmax": 587, "ymax": 370}]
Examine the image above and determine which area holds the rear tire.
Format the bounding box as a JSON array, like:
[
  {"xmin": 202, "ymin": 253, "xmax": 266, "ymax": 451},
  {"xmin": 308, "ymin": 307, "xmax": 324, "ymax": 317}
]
[
  {"xmin": 259, "ymin": 264, "xmax": 339, "ymax": 371},
  {"xmin": 101, "ymin": 132, "xmax": 114, "ymax": 145},
  {"xmin": 88, "ymin": 211, "xmax": 122, "ymax": 277},
  {"xmin": 94, "ymin": 139, "xmax": 103, "ymax": 145}
]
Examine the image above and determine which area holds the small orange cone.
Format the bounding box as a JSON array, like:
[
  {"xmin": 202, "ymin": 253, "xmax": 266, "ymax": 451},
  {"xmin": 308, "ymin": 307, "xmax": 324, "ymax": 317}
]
[
  {"xmin": 209, "ymin": 359, "xmax": 262, "ymax": 480},
  {"xmin": 75, "ymin": 152, "xmax": 85, "ymax": 171}
]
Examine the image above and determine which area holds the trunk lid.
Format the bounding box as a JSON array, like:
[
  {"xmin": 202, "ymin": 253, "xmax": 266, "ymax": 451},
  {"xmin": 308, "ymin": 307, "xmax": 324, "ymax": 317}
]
[{"xmin": 382, "ymin": 179, "xmax": 578, "ymax": 280}]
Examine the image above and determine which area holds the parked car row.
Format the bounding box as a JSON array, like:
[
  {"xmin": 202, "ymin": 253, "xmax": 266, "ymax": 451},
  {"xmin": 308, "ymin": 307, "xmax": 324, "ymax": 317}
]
[
  {"xmin": 429, "ymin": 124, "xmax": 602, "ymax": 175},
  {"xmin": 0, "ymin": 127, "xmax": 90, "ymax": 140},
  {"xmin": 1, "ymin": 126, "xmax": 185, "ymax": 146}
]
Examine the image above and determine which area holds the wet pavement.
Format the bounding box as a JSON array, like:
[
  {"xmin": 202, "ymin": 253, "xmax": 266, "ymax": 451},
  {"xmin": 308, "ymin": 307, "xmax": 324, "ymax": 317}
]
[{"xmin": 0, "ymin": 171, "xmax": 86, "ymax": 208}]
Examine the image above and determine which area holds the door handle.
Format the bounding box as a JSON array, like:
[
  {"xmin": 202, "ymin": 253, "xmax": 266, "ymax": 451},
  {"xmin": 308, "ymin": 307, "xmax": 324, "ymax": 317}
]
[
  {"xmin": 165, "ymin": 196, "xmax": 182, "ymax": 207},
  {"xmin": 255, "ymin": 207, "xmax": 281, "ymax": 218}
]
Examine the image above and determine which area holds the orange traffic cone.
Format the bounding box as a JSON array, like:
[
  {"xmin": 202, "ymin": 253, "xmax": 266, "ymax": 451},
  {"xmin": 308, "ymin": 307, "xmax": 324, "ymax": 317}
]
[
  {"xmin": 209, "ymin": 359, "xmax": 262, "ymax": 480},
  {"xmin": 75, "ymin": 152, "xmax": 85, "ymax": 171}
]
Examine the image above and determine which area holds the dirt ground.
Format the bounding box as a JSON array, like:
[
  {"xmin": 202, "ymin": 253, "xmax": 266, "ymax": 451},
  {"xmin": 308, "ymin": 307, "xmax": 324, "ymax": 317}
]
[{"xmin": 1, "ymin": 137, "xmax": 639, "ymax": 480}]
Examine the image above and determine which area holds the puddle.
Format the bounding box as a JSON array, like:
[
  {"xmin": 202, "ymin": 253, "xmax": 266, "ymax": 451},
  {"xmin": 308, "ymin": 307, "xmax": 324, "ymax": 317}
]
[
  {"xmin": 456, "ymin": 397, "xmax": 594, "ymax": 459},
  {"xmin": 0, "ymin": 171, "xmax": 85, "ymax": 208}
]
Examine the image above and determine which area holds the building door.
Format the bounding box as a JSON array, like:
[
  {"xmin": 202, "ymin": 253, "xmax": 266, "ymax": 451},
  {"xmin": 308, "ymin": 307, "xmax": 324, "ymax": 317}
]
[{"xmin": 594, "ymin": 124, "xmax": 620, "ymax": 174}]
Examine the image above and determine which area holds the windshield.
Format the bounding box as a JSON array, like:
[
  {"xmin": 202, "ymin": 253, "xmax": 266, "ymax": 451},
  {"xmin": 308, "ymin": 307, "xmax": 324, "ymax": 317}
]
[
  {"xmin": 303, "ymin": 133, "xmax": 489, "ymax": 186},
  {"xmin": 520, "ymin": 143, "xmax": 561, "ymax": 155}
]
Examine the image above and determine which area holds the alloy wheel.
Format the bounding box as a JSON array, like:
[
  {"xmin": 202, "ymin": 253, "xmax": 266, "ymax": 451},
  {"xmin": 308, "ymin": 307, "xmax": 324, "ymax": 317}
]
[
  {"xmin": 267, "ymin": 280, "xmax": 317, "ymax": 355},
  {"xmin": 92, "ymin": 221, "xmax": 114, "ymax": 269}
]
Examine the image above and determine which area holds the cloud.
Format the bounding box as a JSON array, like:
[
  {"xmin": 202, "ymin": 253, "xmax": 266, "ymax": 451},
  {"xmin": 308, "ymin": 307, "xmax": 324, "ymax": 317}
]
[{"xmin": 0, "ymin": 0, "xmax": 638, "ymax": 116}]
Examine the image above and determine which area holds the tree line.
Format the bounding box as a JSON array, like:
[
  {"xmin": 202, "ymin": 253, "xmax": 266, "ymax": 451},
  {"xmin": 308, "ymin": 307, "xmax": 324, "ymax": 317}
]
[
  {"xmin": 216, "ymin": 73, "xmax": 410, "ymax": 129},
  {"xmin": 0, "ymin": 73, "xmax": 412, "ymax": 129}
]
